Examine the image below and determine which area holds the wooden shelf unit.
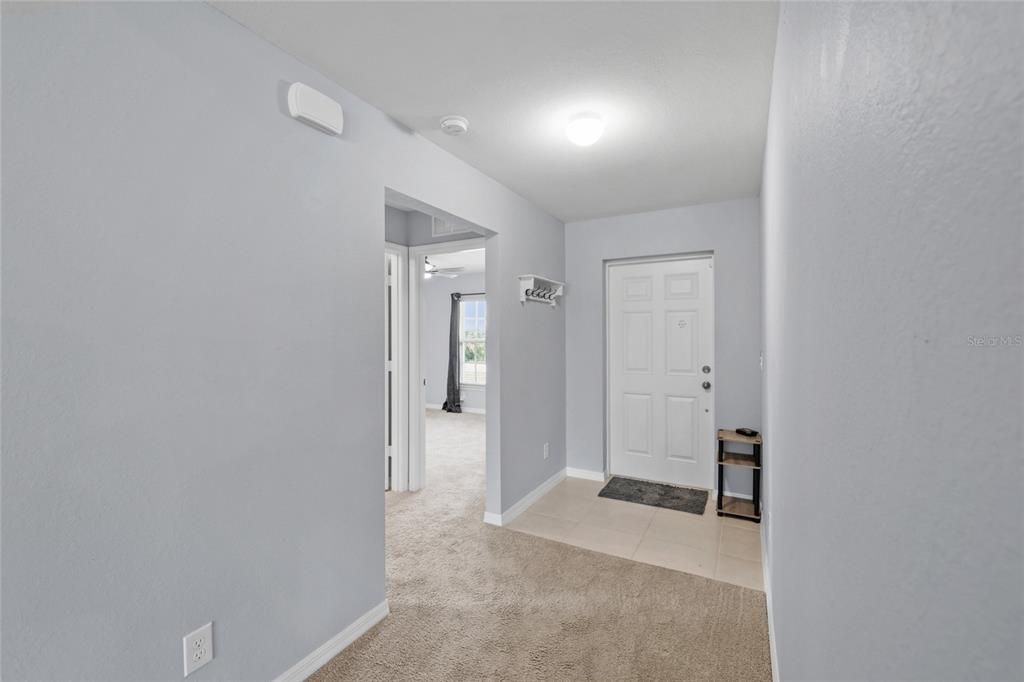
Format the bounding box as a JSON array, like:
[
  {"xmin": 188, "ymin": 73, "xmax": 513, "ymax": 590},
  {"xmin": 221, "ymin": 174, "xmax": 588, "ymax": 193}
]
[
  {"xmin": 717, "ymin": 429, "xmax": 762, "ymax": 523},
  {"xmin": 720, "ymin": 495, "xmax": 758, "ymax": 519}
]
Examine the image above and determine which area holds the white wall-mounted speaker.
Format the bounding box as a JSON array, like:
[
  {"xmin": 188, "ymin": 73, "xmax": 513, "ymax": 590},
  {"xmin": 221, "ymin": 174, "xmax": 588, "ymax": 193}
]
[{"xmin": 287, "ymin": 82, "xmax": 344, "ymax": 136}]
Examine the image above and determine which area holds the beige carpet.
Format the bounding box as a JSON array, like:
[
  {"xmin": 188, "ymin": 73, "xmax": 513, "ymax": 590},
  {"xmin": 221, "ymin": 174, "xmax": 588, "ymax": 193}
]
[{"xmin": 312, "ymin": 410, "xmax": 772, "ymax": 681}]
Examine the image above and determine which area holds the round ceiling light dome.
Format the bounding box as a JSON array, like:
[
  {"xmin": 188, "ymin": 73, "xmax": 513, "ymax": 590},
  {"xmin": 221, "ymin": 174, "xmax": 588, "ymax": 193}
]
[
  {"xmin": 566, "ymin": 112, "xmax": 604, "ymax": 146},
  {"xmin": 440, "ymin": 115, "xmax": 469, "ymax": 136}
]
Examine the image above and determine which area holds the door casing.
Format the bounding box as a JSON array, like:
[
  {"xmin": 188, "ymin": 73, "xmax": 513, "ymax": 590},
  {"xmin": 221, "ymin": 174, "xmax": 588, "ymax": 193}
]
[
  {"xmin": 384, "ymin": 242, "xmax": 409, "ymax": 491},
  {"xmin": 604, "ymin": 252, "xmax": 716, "ymax": 490}
]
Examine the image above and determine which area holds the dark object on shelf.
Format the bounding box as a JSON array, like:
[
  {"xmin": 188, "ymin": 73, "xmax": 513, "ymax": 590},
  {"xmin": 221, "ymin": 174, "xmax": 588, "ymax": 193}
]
[
  {"xmin": 717, "ymin": 429, "xmax": 763, "ymax": 523},
  {"xmin": 735, "ymin": 427, "xmax": 759, "ymax": 438}
]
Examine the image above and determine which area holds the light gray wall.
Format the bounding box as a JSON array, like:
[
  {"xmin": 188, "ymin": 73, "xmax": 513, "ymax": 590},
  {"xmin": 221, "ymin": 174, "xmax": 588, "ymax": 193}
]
[
  {"xmin": 565, "ymin": 198, "xmax": 761, "ymax": 496},
  {"xmin": 422, "ymin": 273, "xmax": 487, "ymax": 412},
  {"xmin": 384, "ymin": 205, "xmax": 409, "ymax": 245},
  {"xmin": 405, "ymin": 210, "xmax": 479, "ymax": 247},
  {"xmin": 384, "ymin": 207, "xmax": 479, "ymax": 248},
  {"xmin": 493, "ymin": 229, "xmax": 566, "ymax": 510},
  {"xmin": 1, "ymin": 3, "xmax": 564, "ymax": 680},
  {"xmin": 762, "ymin": 2, "xmax": 1023, "ymax": 680}
]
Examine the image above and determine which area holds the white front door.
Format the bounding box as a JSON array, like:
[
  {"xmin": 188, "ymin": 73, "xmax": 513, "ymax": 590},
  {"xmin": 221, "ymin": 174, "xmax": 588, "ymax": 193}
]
[{"xmin": 607, "ymin": 256, "xmax": 715, "ymax": 489}]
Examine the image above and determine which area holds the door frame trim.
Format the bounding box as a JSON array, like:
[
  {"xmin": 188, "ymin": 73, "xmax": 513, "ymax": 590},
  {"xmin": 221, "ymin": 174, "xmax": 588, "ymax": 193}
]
[
  {"xmin": 408, "ymin": 237, "xmax": 487, "ymax": 491},
  {"xmin": 384, "ymin": 242, "xmax": 409, "ymax": 491},
  {"xmin": 603, "ymin": 251, "xmax": 716, "ymax": 490}
]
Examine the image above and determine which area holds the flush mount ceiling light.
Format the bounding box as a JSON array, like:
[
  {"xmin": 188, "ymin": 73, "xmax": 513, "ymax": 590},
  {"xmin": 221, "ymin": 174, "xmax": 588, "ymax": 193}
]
[
  {"xmin": 440, "ymin": 115, "xmax": 469, "ymax": 136},
  {"xmin": 565, "ymin": 112, "xmax": 604, "ymax": 146}
]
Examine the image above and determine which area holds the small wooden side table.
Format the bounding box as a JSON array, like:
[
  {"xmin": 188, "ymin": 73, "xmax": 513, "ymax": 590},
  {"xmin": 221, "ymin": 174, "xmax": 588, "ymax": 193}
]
[{"xmin": 717, "ymin": 429, "xmax": 762, "ymax": 523}]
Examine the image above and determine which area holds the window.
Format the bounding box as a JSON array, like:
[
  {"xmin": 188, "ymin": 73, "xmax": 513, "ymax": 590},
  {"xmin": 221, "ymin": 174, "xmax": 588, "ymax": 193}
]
[{"xmin": 459, "ymin": 298, "xmax": 486, "ymax": 385}]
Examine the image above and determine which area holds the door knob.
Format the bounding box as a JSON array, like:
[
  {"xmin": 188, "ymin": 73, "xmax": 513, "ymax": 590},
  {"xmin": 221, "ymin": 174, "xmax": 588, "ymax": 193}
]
[{"xmin": 702, "ymin": 381, "xmax": 712, "ymax": 390}]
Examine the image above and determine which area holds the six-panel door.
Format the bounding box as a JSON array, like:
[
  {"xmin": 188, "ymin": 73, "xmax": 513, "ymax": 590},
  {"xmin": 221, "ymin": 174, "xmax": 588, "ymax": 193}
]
[{"xmin": 607, "ymin": 257, "xmax": 715, "ymax": 489}]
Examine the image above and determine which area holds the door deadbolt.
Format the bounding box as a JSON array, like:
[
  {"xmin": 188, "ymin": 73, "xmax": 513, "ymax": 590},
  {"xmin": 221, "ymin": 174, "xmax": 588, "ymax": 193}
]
[{"xmin": 702, "ymin": 365, "xmax": 711, "ymax": 374}]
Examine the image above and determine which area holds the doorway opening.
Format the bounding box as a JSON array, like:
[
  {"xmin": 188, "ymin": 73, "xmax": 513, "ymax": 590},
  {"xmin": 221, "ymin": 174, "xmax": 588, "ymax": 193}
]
[
  {"xmin": 383, "ymin": 189, "xmax": 492, "ymax": 501},
  {"xmin": 415, "ymin": 241, "xmax": 487, "ymax": 492}
]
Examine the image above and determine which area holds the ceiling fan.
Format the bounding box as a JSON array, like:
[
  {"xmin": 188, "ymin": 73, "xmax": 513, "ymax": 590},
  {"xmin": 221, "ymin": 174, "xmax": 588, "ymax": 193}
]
[{"xmin": 424, "ymin": 257, "xmax": 463, "ymax": 279}]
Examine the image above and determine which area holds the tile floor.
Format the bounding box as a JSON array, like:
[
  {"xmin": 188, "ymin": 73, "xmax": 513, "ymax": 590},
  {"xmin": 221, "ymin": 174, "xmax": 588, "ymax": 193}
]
[{"xmin": 507, "ymin": 477, "xmax": 764, "ymax": 591}]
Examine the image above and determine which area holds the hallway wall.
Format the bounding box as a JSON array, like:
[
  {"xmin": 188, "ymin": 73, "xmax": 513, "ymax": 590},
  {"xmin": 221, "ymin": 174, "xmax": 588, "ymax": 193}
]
[
  {"xmin": 1, "ymin": 3, "xmax": 563, "ymax": 679},
  {"xmin": 761, "ymin": 2, "xmax": 1023, "ymax": 679},
  {"xmin": 564, "ymin": 198, "xmax": 762, "ymax": 497}
]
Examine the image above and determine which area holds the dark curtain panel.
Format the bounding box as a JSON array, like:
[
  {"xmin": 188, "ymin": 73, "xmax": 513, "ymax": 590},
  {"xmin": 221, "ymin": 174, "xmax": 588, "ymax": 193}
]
[{"xmin": 442, "ymin": 292, "xmax": 463, "ymax": 413}]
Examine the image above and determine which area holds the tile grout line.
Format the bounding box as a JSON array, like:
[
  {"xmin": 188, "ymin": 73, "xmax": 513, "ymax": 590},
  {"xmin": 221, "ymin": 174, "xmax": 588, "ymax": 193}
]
[
  {"xmin": 628, "ymin": 509, "xmax": 659, "ymax": 560},
  {"xmin": 519, "ymin": 487, "xmax": 764, "ymax": 590}
]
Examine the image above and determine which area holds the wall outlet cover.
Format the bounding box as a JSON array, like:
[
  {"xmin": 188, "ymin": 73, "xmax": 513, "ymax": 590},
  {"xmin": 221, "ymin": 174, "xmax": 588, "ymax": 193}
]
[
  {"xmin": 543, "ymin": 442, "xmax": 550, "ymax": 459},
  {"xmin": 183, "ymin": 622, "xmax": 213, "ymax": 677}
]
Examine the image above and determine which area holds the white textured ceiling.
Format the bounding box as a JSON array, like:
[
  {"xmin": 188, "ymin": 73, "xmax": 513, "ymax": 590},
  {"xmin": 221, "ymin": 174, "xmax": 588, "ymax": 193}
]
[{"xmin": 215, "ymin": 2, "xmax": 779, "ymax": 222}]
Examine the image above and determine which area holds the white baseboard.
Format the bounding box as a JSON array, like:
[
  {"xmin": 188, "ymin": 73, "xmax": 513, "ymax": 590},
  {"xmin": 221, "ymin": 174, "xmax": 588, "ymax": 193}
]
[
  {"xmin": 273, "ymin": 600, "xmax": 389, "ymax": 682},
  {"xmin": 761, "ymin": 524, "xmax": 779, "ymax": 682},
  {"xmin": 425, "ymin": 403, "xmax": 485, "ymax": 415},
  {"xmin": 566, "ymin": 467, "xmax": 607, "ymax": 482},
  {"xmin": 578, "ymin": 470, "xmax": 746, "ymax": 495},
  {"xmin": 483, "ymin": 468, "xmax": 566, "ymax": 527}
]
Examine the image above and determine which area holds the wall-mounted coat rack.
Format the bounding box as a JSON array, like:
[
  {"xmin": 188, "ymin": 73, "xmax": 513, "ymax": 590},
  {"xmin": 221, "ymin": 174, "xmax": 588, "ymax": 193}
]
[{"xmin": 518, "ymin": 274, "xmax": 564, "ymax": 307}]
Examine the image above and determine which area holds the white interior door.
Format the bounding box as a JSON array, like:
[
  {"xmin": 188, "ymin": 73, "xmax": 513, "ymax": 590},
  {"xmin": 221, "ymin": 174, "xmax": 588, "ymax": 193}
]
[
  {"xmin": 607, "ymin": 256, "xmax": 715, "ymax": 489},
  {"xmin": 384, "ymin": 252, "xmax": 397, "ymax": 490}
]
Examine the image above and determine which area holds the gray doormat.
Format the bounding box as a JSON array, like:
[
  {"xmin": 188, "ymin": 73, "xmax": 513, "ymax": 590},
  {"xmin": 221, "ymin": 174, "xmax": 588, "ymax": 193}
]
[{"xmin": 598, "ymin": 477, "xmax": 708, "ymax": 515}]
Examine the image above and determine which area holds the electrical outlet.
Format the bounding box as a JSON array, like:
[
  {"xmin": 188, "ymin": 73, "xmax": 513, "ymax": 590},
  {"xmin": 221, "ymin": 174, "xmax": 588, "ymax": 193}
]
[
  {"xmin": 543, "ymin": 442, "xmax": 549, "ymax": 460},
  {"xmin": 183, "ymin": 622, "xmax": 213, "ymax": 677}
]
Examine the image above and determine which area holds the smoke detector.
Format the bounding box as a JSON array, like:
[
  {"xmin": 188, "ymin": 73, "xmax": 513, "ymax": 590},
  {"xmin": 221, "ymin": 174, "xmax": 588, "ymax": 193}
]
[{"xmin": 440, "ymin": 115, "xmax": 469, "ymax": 136}]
